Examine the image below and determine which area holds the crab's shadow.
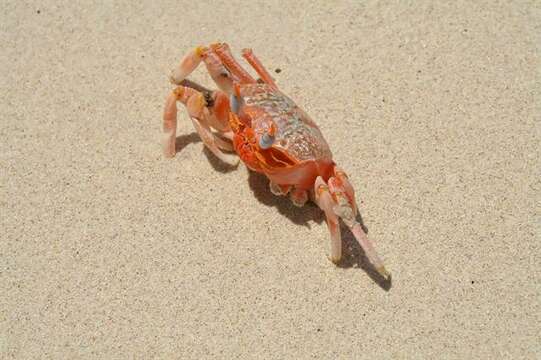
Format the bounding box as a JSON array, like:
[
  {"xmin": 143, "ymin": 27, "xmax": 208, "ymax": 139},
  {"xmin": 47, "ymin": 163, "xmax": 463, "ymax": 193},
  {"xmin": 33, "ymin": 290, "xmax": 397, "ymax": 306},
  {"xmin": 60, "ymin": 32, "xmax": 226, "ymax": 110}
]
[
  {"xmin": 336, "ymin": 222, "xmax": 392, "ymax": 290},
  {"xmin": 175, "ymin": 132, "xmax": 391, "ymax": 290},
  {"xmin": 175, "ymin": 132, "xmax": 200, "ymax": 153},
  {"xmin": 175, "ymin": 133, "xmax": 237, "ymax": 173},
  {"xmin": 248, "ymin": 171, "xmax": 392, "ymax": 291},
  {"xmin": 247, "ymin": 170, "xmax": 323, "ymax": 226}
]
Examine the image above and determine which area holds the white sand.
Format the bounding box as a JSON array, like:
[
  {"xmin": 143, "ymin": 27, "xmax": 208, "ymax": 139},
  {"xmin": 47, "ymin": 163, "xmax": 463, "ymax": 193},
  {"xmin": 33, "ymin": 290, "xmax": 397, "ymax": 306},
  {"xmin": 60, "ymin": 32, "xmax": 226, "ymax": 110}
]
[{"xmin": 2, "ymin": 1, "xmax": 539, "ymax": 358}]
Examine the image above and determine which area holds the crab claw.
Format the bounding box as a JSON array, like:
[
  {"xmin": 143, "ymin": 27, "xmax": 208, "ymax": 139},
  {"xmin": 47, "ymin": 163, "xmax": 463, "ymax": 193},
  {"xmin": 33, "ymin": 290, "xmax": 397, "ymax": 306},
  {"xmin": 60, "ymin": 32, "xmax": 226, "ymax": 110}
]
[
  {"xmin": 315, "ymin": 171, "xmax": 390, "ymax": 280},
  {"xmin": 350, "ymin": 223, "xmax": 391, "ymax": 280},
  {"xmin": 314, "ymin": 177, "xmax": 342, "ymax": 263}
]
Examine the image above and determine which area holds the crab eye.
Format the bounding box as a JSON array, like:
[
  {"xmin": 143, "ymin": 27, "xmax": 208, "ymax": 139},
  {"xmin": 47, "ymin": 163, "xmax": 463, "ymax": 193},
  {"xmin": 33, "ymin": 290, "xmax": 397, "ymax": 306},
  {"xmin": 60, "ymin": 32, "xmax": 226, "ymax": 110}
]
[
  {"xmin": 259, "ymin": 133, "xmax": 275, "ymax": 149},
  {"xmin": 230, "ymin": 94, "xmax": 240, "ymax": 114}
]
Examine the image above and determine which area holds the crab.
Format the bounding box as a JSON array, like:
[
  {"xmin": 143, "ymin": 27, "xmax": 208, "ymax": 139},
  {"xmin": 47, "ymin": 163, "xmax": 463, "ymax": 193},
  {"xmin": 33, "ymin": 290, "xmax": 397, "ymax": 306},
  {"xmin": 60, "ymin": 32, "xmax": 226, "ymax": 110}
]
[{"xmin": 163, "ymin": 43, "xmax": 390, "ymax": 280}]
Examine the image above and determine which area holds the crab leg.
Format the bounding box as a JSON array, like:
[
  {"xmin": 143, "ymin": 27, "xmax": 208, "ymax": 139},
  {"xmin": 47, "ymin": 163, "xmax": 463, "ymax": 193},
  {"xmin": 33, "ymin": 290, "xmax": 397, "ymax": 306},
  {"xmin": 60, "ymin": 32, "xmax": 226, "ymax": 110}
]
[
  {"xmin": 241, "ymin": 48, "xmax": 278, "ymax": 90},
  {"xmin": 289, "ymin": 187, "xmax": 309, "ymax": 207},
  {"xmin": 315, "ymin": 177, "xmax": 342, "ymax": 263},
  {"xmin": 350, "ymin": 223, "xmax": 389, "ymax": 278},
  {"xmin": 190, "ymin": 116, "xmax": 238, "ymax": 166},
  {"xmin": 211, "ymin": 132, "xmax": 235, "ymax": 152},
  {"xmin": 206, "ymin": 90, "xmax": 232, "ymax": 133},
  {"xmin": 211, "ymin": 43, "xmax": 256, "ymax": 84},
  {"xmin": 326, "ymin": 174, "xmax": 390, "ymax": 280},
  {"xmin": 185, "ymin": 91, "xmax": 238, "ymax": 166},
  {"xmin": 269, "ymin": 181, "xmax": 291, "ymax": 196},
  {"xmin": 163, "ymin": 91, "xmax": 179, "ymax": 158},
  {"xmin": 333, "ymin": 166, "xmax": 357, "ymax": 214},
  {"xmin": 162, "ymin": 86, "xmax": 238, "ymax": 165},
  {"xmin": 170, "ymin": 46, "xmax": 205, "ymax": 85}
]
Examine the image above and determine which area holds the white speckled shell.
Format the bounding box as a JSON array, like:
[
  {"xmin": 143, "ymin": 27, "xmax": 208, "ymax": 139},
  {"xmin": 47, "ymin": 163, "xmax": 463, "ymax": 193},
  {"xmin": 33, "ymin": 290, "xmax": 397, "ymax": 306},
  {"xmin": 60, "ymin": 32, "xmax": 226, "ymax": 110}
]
[{"xmin": 239, "ymin": 84, "xmax": 332, "ymax": 162}]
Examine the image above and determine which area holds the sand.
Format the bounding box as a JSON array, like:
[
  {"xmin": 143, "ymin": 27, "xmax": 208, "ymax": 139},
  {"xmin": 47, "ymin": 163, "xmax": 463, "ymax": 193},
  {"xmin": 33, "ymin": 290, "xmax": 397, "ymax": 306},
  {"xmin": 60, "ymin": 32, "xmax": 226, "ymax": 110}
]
[{"xmin": 1, "ymin": 1, "xmax": 540, "ymax": 358}]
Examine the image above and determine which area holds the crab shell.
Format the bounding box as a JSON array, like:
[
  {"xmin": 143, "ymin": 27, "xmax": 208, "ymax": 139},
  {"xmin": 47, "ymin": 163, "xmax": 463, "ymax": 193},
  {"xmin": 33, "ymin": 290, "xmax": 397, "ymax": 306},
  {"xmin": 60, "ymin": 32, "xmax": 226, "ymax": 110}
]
[{"xmin": 229, "ymin": 83, "xmax": 335, "ymax": 190}]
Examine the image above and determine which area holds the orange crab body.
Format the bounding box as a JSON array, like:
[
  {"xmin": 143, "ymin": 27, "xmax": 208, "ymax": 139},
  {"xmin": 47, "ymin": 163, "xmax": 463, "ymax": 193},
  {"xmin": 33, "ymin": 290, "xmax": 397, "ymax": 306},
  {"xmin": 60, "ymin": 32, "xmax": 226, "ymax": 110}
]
[
  {"xmin": 230, "ymin": 83, "xmax": 335, "ymax": 191},
  {"xmin": 162, "ymin": 43, "xmax": 390, "ymax": 281}
]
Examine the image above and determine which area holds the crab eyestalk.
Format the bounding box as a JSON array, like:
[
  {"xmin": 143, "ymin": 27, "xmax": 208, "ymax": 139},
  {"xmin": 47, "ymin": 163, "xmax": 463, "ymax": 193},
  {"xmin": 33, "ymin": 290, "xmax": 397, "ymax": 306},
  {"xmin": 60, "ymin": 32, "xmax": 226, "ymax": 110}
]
[{"xmin": 257, "ymin": 124, "xmax": 276, "ymax": 149}]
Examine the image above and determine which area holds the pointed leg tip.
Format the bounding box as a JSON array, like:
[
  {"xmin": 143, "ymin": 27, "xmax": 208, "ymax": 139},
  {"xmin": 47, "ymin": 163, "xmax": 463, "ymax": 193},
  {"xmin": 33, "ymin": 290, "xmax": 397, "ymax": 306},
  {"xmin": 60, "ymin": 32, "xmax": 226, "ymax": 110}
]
[
  {"xmin": 328, "ymin": 255, "xmax": 341, "ymax": 264},
  {"xmin": 291, "ymin": 198, "xmax": 307, "ymax": 207},
  {"xmin": 289, "ymin": 189, "xmax": 309, "ymax": 207},
  {"xmin": 163, "ymin": 149, "xmax": 176, "ymax": 158},
  {"xmin": 376, "ymin": 266, "xmax": 391, "ymax": 281}
]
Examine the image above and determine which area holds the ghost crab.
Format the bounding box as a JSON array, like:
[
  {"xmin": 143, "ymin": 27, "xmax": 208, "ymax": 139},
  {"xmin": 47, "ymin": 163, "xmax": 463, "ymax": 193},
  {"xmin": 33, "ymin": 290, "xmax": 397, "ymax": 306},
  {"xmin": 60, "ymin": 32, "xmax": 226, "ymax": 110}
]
[{"xmin": 163, "ymin": 43, "xmax": 390, "ymax": 280}]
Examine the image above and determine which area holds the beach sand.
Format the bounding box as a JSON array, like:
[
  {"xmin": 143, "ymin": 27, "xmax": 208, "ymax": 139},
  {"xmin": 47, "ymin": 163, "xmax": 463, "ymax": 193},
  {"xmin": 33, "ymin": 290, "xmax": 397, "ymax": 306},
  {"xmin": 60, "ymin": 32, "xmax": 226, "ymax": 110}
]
[{"xmin": 2, "ymin": 1, "xmax": 539, "ymax": 358}]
